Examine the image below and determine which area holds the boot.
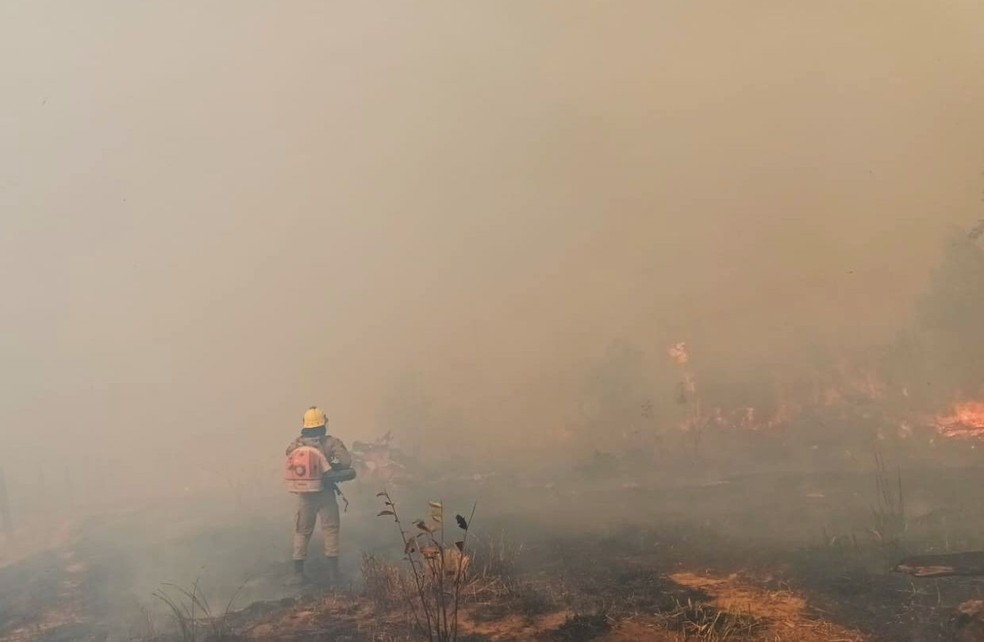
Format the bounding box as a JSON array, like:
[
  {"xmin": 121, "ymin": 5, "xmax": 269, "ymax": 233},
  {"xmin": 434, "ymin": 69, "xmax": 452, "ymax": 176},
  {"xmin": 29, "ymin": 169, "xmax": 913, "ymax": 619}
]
[
  {"xmin": 325, "ymin": 556, "xmax": 340, "ymax": 586},
  {"xmin": 285, "ymin": 559, "xmax": 308, "ymax": 587}
]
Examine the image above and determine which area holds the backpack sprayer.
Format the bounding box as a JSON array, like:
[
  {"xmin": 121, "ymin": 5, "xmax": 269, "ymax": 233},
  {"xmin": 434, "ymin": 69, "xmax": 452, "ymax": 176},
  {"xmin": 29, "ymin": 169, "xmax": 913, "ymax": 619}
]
[{"xmin": 285, "ymin": 446, "xmax": 358, "ymax": 511}]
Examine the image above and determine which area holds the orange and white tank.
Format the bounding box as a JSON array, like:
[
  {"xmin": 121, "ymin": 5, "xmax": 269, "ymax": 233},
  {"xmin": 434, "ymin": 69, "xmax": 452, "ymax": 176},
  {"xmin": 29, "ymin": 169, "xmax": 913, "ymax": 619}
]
[{"xmin": 285, "ymin": 446, "xmax": 331, "ymax": 493}]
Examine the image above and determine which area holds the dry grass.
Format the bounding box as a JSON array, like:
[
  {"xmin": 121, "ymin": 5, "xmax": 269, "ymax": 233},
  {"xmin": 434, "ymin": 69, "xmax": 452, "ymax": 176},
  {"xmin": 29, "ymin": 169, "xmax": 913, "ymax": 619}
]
[
  {"xmin": 656, "ymin": 598, "xmax": 762, "ymax": 641},
  {"xmin": 869, "ymin": 451, "xmax": 906, "ymax": 564},
  {"xmin": 150, "ymin": 577, "xmax": 246, "ymax": 642},
  {"xmin": 362, "ymin": 552, "xmax": 406, "ymax": 610}
]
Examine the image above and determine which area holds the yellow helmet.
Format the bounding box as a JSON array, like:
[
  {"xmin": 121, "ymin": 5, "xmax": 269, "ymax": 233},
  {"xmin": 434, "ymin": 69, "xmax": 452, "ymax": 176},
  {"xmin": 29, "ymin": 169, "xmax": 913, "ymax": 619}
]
[{"xmin": 302, "ymin": 406, "xmax": 328, "ymax": 429}]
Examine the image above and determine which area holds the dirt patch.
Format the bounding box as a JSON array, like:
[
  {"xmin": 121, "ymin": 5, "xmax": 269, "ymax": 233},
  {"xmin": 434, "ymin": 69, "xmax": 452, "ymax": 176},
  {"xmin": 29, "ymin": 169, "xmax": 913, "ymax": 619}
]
[
  {"xmin": 239, "ymin": 595, "xmax": 378, "ymax": 641},
  {"xmin": 460, "ymin": 610, "xmax": 573, "ymax": 640},
  {"xmin": 235, "ymin": 595, "xmax": 578, "ymax": 642},
  {"xmin": 0, "ymin": 545, "xmax": 92, "ymax": 642}
]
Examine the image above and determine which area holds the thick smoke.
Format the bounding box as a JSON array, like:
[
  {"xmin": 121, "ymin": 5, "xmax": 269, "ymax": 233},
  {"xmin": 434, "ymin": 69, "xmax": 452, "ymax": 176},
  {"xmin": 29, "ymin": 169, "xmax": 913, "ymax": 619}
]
[{"xmin": 1, "ymin": 1, "xmax": 983, "ymax": 502}]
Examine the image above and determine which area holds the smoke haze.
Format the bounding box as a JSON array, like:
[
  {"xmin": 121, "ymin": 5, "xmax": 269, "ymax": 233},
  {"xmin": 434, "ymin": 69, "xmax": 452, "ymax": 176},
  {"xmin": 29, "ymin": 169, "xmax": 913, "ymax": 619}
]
[{"xmin": 2, "ymin": 1, "xmax": 984, "ymax": 494}]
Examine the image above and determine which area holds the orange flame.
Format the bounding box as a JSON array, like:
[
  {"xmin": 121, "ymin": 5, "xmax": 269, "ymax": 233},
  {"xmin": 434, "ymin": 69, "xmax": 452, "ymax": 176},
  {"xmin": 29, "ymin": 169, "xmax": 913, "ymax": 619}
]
[{"xmin": 936, "ymin": 402, "xmax": 984, "ymax": 439}]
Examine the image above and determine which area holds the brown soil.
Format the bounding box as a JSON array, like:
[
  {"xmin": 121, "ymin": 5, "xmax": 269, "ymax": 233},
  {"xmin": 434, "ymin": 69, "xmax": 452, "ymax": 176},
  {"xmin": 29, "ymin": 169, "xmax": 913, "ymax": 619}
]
[
  {"xmin": 4, "ymin": 467, "xmax": 984, "ymax": 641},
  {"xmin": 217, "ymin": 568, "xmax": 874, "ymax": 642}
]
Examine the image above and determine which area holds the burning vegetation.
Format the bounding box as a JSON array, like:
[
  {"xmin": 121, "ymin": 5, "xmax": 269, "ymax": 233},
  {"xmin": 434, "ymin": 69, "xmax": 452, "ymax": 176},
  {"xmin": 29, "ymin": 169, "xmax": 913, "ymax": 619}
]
[{"xmin": 936, "ymin": 403, "xmax": 984, "ymax": 440}]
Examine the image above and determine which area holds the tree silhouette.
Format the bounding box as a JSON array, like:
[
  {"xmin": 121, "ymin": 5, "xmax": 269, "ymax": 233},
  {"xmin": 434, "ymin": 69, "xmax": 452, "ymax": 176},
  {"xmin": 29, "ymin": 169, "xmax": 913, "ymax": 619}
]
[{"xmin": 913, "ymin": 229, "xmax": 984, "ymax": 398}]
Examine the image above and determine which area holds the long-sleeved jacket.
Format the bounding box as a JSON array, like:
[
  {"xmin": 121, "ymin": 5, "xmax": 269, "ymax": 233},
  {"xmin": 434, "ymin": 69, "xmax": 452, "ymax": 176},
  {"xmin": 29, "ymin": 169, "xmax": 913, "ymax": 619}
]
[{"xmin": 286, "ymin": 434, "xmax": 352, "ymax": 469}]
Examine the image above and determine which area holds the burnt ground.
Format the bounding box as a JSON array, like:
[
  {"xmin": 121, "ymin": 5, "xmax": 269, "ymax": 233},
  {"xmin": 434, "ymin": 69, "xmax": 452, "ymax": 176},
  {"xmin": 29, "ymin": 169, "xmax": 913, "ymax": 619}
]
[{"xmin": 2, "ymin": 463, "xmax": 984, "ymax": 641}]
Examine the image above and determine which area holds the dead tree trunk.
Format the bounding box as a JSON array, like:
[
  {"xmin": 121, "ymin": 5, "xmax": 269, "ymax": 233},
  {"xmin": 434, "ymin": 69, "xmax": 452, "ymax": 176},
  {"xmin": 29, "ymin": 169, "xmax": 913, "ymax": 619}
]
[
  {"xmin": 0, "ymin": 467, "xmax": 13, "ymax": 538},
  {"xmin": 64, "ymin": 466, "xmax": 73, "ymax": 510},
  {"xmin": 894, "ymin": 552, "xmax": 984, "ymax": 578}
]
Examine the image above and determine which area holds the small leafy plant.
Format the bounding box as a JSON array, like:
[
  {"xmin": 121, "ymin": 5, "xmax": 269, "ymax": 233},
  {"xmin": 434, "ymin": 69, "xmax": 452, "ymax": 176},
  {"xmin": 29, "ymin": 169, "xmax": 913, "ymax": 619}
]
[{"xmin": 376, "ymin": 490, "xmax": 476, "ymax": 642}]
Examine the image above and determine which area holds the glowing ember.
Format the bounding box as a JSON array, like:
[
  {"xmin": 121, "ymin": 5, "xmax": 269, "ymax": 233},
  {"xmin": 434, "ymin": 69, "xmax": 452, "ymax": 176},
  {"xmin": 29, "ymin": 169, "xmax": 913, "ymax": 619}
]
[{"xmin": 936, "ymin": 402, "xmax": 984, "ymax": 439}]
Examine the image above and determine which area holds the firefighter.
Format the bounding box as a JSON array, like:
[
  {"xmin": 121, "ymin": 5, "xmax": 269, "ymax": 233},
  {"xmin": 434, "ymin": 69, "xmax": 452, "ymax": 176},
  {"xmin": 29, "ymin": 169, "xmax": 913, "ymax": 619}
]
[{"xmin": 286, "ymin": 406, "xmax": 352, "ymax": 585}]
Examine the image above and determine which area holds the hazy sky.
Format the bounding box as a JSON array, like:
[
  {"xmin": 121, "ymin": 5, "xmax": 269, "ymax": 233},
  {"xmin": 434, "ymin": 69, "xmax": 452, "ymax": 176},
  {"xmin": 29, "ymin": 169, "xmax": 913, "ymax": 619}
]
[{"xmin": 2, "ymin": 2, "xmax": 983, "ymax": 486}]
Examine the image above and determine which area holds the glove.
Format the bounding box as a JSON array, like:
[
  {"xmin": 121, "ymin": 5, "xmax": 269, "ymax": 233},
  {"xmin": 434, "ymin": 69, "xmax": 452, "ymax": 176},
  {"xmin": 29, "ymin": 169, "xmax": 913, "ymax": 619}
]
[{"xmin": 323, "ymin": 467, "xmax": 357, "ymax": 484}]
